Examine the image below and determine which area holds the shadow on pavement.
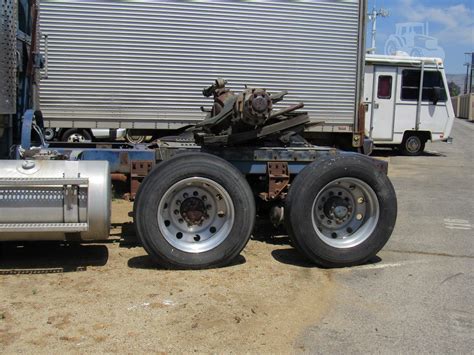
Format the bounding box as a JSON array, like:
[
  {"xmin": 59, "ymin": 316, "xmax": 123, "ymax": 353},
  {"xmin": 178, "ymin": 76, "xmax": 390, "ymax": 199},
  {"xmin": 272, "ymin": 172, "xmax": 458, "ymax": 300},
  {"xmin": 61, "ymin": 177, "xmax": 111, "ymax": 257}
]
[
  {"xmin": 251, "ymin": 219, "xmax": 292, "ymax": 246},
  {"xmin": 110, "ymin": 222, "xmax": 140, "ymax": 248},
  {"xmin": 371, "ymin": 148, "xmax": 446, "ymax": 158},
  {"xmin": 271, "ymin": 248, "xmax": 315, "ymax": 268},
  {"xmin": 127, "ymin": 254, "xmax": 246, "ymax": 270},
  {"xmin": 271, "ymin": 247, "xmax": 382, "ymax": 269},
  {"xmin": 0, "ymin": 242, "xmax": 109, "ymax": 274}
]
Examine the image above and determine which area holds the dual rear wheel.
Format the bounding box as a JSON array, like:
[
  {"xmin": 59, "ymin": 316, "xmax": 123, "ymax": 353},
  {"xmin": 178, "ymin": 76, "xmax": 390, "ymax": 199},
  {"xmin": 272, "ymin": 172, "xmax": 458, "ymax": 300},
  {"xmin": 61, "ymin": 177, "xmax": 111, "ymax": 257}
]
[
  {"xmin": 134, "ymin": 153, "xmax": 397, "ymax": 269},
  {"xmin": 285, "ymin": 154, "xmax": 397, "ymax": 267},
  {"xmin": 134, "ymin": 153, "xmax": 255, "ymax": 269}
]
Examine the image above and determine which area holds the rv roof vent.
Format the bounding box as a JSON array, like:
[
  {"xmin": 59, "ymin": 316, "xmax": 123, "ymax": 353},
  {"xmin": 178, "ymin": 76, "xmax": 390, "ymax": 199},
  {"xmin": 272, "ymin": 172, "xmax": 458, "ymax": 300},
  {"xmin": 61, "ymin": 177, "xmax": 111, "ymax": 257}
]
[{"xmin": 395, "ymin": 51, "xmax": 410, "ymax": 57}]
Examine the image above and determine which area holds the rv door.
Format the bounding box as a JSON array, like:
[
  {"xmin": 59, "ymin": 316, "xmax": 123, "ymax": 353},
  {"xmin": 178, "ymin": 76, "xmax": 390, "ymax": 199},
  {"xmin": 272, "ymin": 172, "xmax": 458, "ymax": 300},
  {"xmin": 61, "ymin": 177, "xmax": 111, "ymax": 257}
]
[{"xmin": 370, "ymin": 67, "xmax": 397, "ymax": 140}]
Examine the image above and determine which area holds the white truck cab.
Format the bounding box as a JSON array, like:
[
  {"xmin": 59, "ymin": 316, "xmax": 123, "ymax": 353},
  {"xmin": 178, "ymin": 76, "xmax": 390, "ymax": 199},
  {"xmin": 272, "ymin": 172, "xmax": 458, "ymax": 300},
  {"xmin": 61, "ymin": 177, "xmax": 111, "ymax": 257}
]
[{"xmin": 364, "ymin": 54, "xmax": 454, "ymax": 155}]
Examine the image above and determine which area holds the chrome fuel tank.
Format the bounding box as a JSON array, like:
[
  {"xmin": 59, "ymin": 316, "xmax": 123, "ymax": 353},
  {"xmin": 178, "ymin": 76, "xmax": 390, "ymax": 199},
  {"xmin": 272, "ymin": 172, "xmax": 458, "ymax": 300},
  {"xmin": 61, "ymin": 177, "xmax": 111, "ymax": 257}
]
[{"xmin": 0, "ymin": 160, "xmax": 111, "ymax": 241}]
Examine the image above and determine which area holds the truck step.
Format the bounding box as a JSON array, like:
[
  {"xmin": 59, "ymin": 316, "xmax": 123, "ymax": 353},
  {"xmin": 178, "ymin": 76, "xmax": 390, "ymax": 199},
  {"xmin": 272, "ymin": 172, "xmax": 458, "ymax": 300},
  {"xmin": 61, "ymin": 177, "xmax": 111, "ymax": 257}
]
[
  {"xmin": 0, "ymin": 178, "xmax": 89, "ymax": 186},
  {"xmin": 0, "ymin": 223, "xmax": 89, "ymax": 232}
]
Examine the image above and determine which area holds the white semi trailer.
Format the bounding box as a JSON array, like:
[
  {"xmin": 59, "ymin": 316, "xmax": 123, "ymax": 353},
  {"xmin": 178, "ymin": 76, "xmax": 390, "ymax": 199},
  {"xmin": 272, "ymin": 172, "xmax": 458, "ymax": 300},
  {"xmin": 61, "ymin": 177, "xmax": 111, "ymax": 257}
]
[
  {"xmin": 39, "ymin": 1, "xmax": 455, "ymax": 155},
  {"xmin": 39, "ymin": 0, "xmax": 368, "ymax": 150}
]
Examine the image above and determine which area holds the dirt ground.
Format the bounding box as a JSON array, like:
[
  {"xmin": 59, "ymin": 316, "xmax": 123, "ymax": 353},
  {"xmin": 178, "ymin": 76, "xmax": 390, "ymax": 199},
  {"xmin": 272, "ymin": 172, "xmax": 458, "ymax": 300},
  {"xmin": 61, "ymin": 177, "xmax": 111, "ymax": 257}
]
[{"xmin": 0, "ymin": 199, "xmax": 342, "ymax": 353}]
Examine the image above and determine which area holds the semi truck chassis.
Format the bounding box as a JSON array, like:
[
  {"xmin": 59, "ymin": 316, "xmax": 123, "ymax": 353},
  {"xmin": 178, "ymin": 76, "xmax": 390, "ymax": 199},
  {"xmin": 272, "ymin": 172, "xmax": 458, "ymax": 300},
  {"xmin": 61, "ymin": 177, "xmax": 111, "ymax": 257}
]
[
  {"xmin": 4, "ymin": 109, "xmax": 398, "ymax": 270},
  {"xmin": 1, "ymin": 3, "xmax": 396, "ymax": 270}
]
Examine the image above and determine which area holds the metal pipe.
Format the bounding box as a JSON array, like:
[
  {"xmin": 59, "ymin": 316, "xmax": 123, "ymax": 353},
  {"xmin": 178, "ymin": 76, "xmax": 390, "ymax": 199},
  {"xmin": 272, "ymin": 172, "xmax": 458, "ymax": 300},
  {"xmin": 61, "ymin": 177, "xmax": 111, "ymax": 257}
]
[
  {"xmin": 415, "ymin": 62, "xmax": 425, "ymax": 130},
  {"xmin": 270, "ymin": 103, "xmax": 304, "ymax": 119}
]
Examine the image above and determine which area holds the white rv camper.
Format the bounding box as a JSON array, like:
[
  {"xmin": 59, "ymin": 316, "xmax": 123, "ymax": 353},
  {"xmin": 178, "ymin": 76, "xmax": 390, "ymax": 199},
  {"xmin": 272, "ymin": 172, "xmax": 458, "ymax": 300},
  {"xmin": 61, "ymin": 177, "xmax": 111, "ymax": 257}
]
[{"xmin": 364, "ymin": 54, "xmax": 454, "ymax": 155}]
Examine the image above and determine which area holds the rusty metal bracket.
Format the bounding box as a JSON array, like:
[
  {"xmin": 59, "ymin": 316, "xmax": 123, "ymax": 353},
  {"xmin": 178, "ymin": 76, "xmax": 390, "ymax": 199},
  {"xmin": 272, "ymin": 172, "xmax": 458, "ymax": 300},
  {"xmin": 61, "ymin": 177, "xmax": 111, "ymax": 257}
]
[
  {"xmin": 259, "ymin": 161, "xmax": 289, "ymax": 201},
  {"xmin": 128, "ymin": 160, "xmax": 154, "ymax": 200}
]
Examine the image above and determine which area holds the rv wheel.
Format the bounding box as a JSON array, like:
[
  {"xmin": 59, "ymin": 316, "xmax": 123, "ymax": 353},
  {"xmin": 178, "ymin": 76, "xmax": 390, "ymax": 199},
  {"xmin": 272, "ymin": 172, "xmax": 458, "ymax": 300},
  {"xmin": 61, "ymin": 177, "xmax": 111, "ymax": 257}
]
[
  {"xmin": 401, "ymin": 134, "xmax": 425, "ymax": 156},
  {"xmin": 61, "ymin": 129, "xmax": 92, "ymax": 143},
  {"xmin": 134, "ymin": 152, "xmax": 255, "ymax": 269},
  {"xmin": 285, "ymin": 154, "xmax": 397, "ymax": 267}
]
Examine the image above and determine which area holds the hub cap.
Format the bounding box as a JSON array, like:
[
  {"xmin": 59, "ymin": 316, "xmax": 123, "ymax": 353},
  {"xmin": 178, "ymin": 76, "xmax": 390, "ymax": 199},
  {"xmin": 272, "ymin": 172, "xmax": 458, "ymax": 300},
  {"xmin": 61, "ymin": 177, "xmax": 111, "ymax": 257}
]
[
  {"xmin": 406, "ymin": 136, "xmax": 421, "ymax": 153},
  {"xmin": 311, "ymin": 178, "xmax": 380, "ymax": 249},
  {"xmin": 44, "ymin": 128, "xmax": 55, "ymax": 141},
  {"xmin": 67, "ymin": 133, "xmax": 88, "ymax": 143},
  {"xmin": 157, "ymin": 177, "xmax": 235, "ymax": 253}
]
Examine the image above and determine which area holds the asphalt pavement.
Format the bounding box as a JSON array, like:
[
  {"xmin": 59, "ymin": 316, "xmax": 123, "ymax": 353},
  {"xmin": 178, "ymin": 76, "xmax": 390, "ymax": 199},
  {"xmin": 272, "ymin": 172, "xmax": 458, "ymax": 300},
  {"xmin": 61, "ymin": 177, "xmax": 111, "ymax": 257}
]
[{"xmin": 296, "ymin": 118, "xmax": 474, "ymax": 353}]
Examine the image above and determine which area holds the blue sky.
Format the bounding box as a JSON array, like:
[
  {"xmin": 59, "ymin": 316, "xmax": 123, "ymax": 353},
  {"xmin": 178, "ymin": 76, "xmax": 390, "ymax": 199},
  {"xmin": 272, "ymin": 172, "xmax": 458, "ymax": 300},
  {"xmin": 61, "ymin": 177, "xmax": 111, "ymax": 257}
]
[{"xmin": 367, "ymin": 0, "xmax": 474, "ymax": 73}]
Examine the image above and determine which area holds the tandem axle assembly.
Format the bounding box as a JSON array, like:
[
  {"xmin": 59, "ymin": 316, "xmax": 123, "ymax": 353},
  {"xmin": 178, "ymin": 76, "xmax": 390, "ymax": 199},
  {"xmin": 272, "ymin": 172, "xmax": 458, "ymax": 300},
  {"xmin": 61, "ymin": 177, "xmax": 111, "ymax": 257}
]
[{"xmin": 0, "ymin": 80, "xmax": 397, "ymax": 269}]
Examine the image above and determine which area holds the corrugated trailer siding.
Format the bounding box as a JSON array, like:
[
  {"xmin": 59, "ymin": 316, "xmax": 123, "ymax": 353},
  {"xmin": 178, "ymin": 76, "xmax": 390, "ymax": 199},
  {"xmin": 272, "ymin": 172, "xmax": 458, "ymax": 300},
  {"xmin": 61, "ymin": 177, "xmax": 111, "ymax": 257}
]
[{"xmin": 39, "ymin": 0, "xmax": 363, "ymax": 129}]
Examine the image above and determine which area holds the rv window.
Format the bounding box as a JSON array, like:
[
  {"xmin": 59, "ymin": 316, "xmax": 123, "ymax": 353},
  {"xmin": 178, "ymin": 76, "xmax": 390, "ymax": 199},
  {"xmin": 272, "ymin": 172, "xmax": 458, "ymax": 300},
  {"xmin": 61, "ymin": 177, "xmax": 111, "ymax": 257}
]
[
  {"xmin": 401, "ymin": 70, "xmax": 447, "ymax": 102},
  {"xmin": 401, "ymin": 70, "xmax": 421, "ymax": 100},
  {"xmin": 422, "ymin": 71, "xmax": 447, "ymax": 102},
  {"xmin": 377, "ymin": 76, "xmax": 392, "ymax": 99}
]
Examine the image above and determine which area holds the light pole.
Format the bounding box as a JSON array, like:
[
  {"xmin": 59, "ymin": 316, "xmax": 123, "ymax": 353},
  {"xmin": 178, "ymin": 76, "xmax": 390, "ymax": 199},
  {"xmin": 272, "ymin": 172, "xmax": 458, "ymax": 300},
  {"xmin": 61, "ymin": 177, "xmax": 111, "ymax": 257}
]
[
  {"xmin": 367, "ymin": 5, "xmax": 389, "ymax": 54},
  {"xmin": 464, "ymin": 53, "xmax": 473, "ymax": 94}
]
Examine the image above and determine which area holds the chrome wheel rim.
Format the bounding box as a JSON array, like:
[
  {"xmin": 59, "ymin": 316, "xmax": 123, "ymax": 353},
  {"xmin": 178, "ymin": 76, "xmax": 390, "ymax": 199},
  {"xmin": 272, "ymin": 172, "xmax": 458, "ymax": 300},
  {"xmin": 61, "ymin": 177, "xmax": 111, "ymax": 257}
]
[
  {"xmin": 67, "ymin": 133, "xmax": 88, "ymax": 143},
  {"xmin": 126, "ymin": 134, "xmax": 145, "ymax": 144},
  {"xmin": 157, "ymin": 177, "xmax": 235, "ymax": 253},
  {"xmin": 311, "ymin": 177, "xmax": 380, "ymax": 249},
  {"xmin": 406, "ymin": 136, "xmax": 421, "ymax": 153},
  {"xmin": 44, "ymin": 128, "xmax": 55, "ymax": 141}
]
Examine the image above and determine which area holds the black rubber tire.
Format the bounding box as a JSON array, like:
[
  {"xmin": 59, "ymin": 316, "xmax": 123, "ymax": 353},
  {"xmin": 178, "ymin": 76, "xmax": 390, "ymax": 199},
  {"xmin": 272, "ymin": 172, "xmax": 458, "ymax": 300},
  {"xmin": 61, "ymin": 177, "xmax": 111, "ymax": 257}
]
[
  {"xmin": 400, "ymin": 134, "xmax": 425, "ymax": 156},
  {"xmin": 134, "ymin": 152, "xmax": 256, "ymax": 269},
  {"xmin": 285, "ymin": 154, "xmax": 397, "ymax": 268},
  {"xmin": 61, "ymin": 128, "xmax": 92, "ymax": 143}
]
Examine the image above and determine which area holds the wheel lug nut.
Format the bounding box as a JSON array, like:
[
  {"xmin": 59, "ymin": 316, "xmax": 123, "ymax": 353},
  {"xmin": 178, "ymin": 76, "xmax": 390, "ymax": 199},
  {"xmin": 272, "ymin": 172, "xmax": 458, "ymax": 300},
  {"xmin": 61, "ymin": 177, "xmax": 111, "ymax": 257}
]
[
  {"xmin": 174, "ymin": 209, "xmax": 179, "ymax": 215},
  {"xmin": 206, "ymin": 204, "xmax": 212, "ymax": 210},
  {"xmin": 183, "ymin": 193, "xmax": 188, "ymax": 198},
  {"xmin": 176, "ymin": 200, "xmax": 181, "ymax": 206},
  {"xmin": 178, "ymin": 218, "xmax": 184, "ymax": 223},
  {"xmin": 202, "ymin": 196, "xmax": 207, "ymax": 201},
  {"xmin": 357, "ymin": 197, "xmax": 364, "ymax": 204},
  {"xmin": 356, "ymin": 213, "xmax": 363, "ymax": 220},
  {"xmin": 218, "ymin": 211, "xmax": 225, "ymax": 218}
]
